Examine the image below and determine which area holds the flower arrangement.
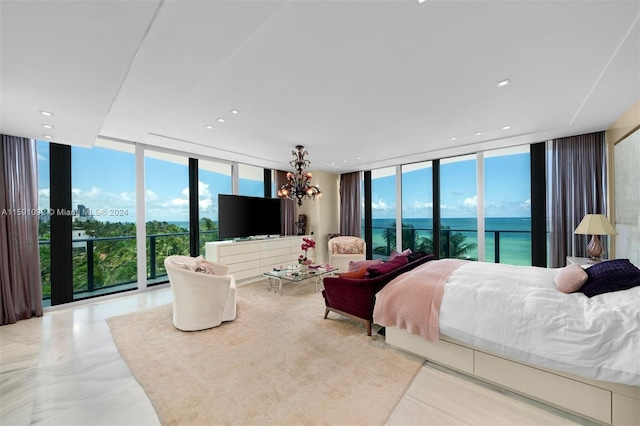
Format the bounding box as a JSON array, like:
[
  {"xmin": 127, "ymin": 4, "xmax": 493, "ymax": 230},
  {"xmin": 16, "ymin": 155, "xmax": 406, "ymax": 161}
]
[{"xmin": 299, "ymin": 237, "xmax": 316, "ymax": 265}]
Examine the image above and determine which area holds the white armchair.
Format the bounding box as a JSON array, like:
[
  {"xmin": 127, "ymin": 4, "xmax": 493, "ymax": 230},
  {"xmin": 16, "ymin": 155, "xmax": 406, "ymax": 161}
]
[
  {"xmin": 328, "ymin": 236, "xmax": 366, "ymax": 272},
  {"xmin": 164, "ymin": 255, "xmax": 237, "ymax": 331}
]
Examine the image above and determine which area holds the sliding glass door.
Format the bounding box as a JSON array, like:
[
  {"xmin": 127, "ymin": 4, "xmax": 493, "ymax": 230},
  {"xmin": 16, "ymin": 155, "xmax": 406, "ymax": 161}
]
[{"xmin": 68, "ymin": 140, "xmax": 137, "ymax": 299}]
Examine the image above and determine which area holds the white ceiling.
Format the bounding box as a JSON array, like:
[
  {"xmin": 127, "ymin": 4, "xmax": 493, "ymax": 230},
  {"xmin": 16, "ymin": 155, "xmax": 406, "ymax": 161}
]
[{"xmin": 1, "ymin": 0, "xmax": 639, "ymax": 173}]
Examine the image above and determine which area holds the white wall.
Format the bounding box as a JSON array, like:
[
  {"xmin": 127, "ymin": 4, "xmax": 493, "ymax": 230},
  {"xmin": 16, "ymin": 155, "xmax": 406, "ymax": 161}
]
[{"xmin": 614, "ymin": 129, "xmax": 640, "ymax": 267}]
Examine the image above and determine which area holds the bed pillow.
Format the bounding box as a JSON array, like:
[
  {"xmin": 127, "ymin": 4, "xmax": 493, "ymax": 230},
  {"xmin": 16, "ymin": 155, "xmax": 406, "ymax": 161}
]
[
  {"xmin": 554, "ymin": 264, "xmax": 588, "ymax": 293},
  {"xmin": 581, "ymin": 259, "xmax": 640, "ymax": 298},
  {"xmin": 348, "ymin": 258, "xmax": 382, "ymax": 272},
  {"xmin": 366, "ymin": 256, "xmax": 409, "ymax": 278}
]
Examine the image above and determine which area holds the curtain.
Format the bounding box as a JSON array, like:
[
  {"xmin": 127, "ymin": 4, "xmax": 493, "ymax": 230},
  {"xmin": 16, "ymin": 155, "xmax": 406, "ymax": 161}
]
[
  {"xmin": 0, "ymin": 135, "xmax": 43, "ymax": 324},
  {"xmin": 274, "ymin": 170, "xmax": 296, "ymax": 235},
  {"xmin": 548, "ymin": 131, "xmax": 607, "ymax": 267},
  {"xmin": 339, "ymin": 171, "xmax": 362, "ymax": 237}
]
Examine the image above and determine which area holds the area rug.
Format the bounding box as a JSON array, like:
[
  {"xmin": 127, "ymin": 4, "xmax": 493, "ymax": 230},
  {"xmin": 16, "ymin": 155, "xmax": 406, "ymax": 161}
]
[{"xmin": 106, "ymin": 280, "xmax": 423, "ymax": 426}]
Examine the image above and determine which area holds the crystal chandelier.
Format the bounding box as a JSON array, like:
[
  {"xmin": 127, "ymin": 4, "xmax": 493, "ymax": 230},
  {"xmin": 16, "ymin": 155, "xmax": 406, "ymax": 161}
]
[{"xmin": 277, "ymin": 145, "xmax": 322, "ymax": 207}]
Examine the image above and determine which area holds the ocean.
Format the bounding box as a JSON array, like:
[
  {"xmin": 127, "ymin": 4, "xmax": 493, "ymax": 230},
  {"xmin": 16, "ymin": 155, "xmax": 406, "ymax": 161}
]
[
  {"xmin": 173, "ymin": 217, "xmax": 533, "ymax": 266},
  {"xmin": 370, "ymin": 217, "xmax": 532, "ymax": 265}
]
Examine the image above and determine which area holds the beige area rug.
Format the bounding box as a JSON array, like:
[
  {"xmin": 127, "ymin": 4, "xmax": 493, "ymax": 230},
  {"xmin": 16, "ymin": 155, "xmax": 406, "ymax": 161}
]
[{"xmin": 107, "ymin": 280, "xmax": 423, "ymax": 426}]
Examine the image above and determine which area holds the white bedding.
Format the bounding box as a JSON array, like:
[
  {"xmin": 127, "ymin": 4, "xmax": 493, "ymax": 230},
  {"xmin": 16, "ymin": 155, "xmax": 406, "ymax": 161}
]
[{"xmin": 437, "ymin": 262, "xmax": 640, "ymax": 386}]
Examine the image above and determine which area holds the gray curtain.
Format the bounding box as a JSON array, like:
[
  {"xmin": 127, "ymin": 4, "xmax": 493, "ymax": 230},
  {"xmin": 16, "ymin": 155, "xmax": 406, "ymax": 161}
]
[
  {"xmin": 1, "ymin": 135, "xmax": 43, "ymax": 324},
  {"xmin": 274, "ymin": 170, "xmax": 296, "ymax": 235},
  {"xmin": 548, "ymin": 131, "xmax": 607, "ymax": 267},
  {"xmin": 339, "ymin": 171, "xmax": 362, "ymax": 237}
]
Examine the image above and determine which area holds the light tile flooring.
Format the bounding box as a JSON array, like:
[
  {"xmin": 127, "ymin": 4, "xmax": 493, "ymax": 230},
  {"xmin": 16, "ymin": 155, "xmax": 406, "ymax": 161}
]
[{"xmin": 1, "ymin": 284, "xmax": 593, "ymax": 425}]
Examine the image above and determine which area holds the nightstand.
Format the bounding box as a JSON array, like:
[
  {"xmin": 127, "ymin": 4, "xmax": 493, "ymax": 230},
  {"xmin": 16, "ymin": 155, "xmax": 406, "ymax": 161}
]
[{"xmin": 566, "ymin": 256, "xmax": 606, "ymax": 267}]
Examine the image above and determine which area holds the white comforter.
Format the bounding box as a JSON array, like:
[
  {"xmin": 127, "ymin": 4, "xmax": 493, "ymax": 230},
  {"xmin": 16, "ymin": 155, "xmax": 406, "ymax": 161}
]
[{"xmin": 438, "ymin": 262, "xmax": 640, "ymax": 386}]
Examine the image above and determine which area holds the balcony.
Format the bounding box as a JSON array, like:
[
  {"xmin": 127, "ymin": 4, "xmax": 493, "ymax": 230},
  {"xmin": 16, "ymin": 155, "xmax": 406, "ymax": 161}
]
[
  {"xmin": 39, "ymin": 230, "xmax": 216, "ymax": 304},
  {"xmin": 370, "ymin": 225, "xmax": 532, "ymax": 265}
]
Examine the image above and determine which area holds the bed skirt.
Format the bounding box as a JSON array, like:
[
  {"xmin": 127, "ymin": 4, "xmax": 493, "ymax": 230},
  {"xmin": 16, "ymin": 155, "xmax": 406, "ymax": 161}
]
[{"xmin": 386, "ymin": 326, "xmax": 640, "ymax": 425}]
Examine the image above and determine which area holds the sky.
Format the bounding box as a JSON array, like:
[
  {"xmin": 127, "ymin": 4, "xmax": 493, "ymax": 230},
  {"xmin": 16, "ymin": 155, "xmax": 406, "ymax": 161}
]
[
  {"xmin": 371, "ymin": 154, "xmax": 531, "ymax": 219},
  {"xmin": 37, "ymin": 142, "xmax": 531, "ymax": 223}
]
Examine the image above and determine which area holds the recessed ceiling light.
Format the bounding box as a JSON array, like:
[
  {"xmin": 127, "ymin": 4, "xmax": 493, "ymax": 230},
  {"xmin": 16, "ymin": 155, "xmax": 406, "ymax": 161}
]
[
  {"xmin": 42, "ymin": 124, "xmax": 54, "ymax": 129},
  {"xmin": 343, "ymin": 160, "xmax": 347, "ymax": 163},
  {"xmin": 356, "ymin": 157, "xmax": 360, "ymax": 160},
  {"xmin": 205, "ymin": 125, "xmax": 214, "ymax": 129},
  {"xmin": 217, "ymin": 118, "xmax": 225, "ymax": 123},
  {"xmin": 475, "ymin": 132, "xmax": 482, "ymax": 136},
  {"xmin": 40, "ymin": 110, "xmax": 53, "ymax": 116},
  {"xmin": 496, "ymin": 79, "xmax": 510, "ymax": 87},
  {"xmin": 451, "ymin": 137, "xmax": 457, "ymax": 141},
  {"xmin": 44, "ymin": 135, "xmax": 53, "ymax": 139},
  {"xmin": 230, "ymin": 109, "xmax": 239, "ymax": 114},
  {"xmin": 502, "ymin": 125, "xmax": 511, "ymax": 130},
  {"xmin": 417, "ymin": 0, "xmax": 427, "ymax": 3}
]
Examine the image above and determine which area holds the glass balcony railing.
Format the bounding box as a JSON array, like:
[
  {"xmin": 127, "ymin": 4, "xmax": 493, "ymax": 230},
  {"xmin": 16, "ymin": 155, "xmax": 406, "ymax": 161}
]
[
  {"xmin": 39, "ymin": 230, "xmax": 217, "ymax": 303},
  {"xmin": 370, "ymin": 226, "xmax": 532, "ymax": 265}
]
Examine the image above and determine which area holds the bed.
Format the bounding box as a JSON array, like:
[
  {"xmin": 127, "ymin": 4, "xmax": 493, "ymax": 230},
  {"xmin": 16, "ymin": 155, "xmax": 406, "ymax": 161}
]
[{"xmin": 373, "ymin": 259, "xmax": 640, "ymax": 425}]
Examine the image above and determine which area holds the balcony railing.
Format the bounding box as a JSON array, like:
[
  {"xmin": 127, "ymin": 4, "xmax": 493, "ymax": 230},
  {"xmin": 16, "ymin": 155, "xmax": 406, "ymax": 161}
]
[
  {"xmin": 39, "ymin": 230, "xmax": 217, "ymax": 300},
  {"xmin": 371, "ymin": 226, "xmax": 532, "ymax": 265}
]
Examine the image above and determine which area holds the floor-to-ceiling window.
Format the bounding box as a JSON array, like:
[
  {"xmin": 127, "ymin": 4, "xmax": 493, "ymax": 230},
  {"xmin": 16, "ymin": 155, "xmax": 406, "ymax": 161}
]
[
  {"xmin": 238, "ymin": 163, "xmax": 265, "ymax": 197},
  {"xmin": 37, "ymin": 141, "xmax": 51, "ymax": 304},
  {"xmin": 484, "ymin": 146, "xmax": 531, "ymax": 265},
  {"xmin": 440, "ymin": 155, "xmax": 478, "ymax": 260},
  {"xmin": 198, "ymin": 159, "xmax": 232, "ymax": 253},
  {"xmin": 70, "ymin": 140, "xmax": 137, "ymax": 299},
  {"xmin": 401, "ymin": 161, "xmax": 434, "ymax": 253},
  {"xmin": 144, "ymin": 150, "xmax": 190, "ymax": 283},
  {"xmin": 370, "ymin": 167, "xmax": 397, "ymax": 258}
]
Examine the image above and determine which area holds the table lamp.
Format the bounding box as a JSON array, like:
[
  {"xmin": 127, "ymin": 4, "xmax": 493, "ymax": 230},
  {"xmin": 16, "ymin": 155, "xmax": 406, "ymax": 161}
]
[{"xmin": 573, "ymin": 214, "xmax": 618, "ymax": 261}]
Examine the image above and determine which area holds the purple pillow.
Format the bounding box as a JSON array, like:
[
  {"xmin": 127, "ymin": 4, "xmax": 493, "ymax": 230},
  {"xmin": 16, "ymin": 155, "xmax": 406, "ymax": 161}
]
[
  {"xmin": 348, "ymin": 258, "xmax": 383, "ymax": 272},
  {"xmin": 366, "ymin": 256, "xmax": 409, "ymax": 278},
  {"xmin": 581, "ymin": 259, "xmax": 640, "ymax": 297}
]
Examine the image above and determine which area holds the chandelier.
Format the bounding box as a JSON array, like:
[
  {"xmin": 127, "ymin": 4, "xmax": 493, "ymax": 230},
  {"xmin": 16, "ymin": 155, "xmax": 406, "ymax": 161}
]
[{"xmin": 277, "ymin": 145, "xmax": 322, "ymax": 206}]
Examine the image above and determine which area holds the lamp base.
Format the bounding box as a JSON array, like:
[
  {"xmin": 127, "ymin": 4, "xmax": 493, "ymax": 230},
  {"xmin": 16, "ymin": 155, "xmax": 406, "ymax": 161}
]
[{"xmin": 586, "ymin": 234, "xmax": 603, "ymax": 260}]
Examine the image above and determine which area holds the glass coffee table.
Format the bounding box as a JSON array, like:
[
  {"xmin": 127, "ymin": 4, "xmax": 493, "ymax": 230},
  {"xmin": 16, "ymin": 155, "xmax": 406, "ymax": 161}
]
[{"xmin": 263, "ymin": 267, "xmax": 339, "ymax": 295}]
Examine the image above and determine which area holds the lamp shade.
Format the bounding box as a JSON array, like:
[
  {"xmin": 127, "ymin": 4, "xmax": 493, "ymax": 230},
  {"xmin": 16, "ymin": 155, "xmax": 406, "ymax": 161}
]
[{"xmin": 574, "ymin": 214, "xmax": 618, "ymax": 236}]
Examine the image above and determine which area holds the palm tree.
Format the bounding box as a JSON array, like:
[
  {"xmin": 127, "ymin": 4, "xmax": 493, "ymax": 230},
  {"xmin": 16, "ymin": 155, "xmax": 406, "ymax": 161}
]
[
  {"xmin": 380, "ymin": 222, "xmax": 476, "ymax": 259},
  {"xmin": 379, "ymin": 221, "xmax": 420, "ymax": 254},
  {"xmin": 416, "ymin": 226, "xmax": 477, "ymax": 259}
]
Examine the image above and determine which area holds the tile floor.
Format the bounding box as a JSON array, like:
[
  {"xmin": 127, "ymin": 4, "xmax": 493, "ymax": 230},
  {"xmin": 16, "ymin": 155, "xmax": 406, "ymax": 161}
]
[{"xmin": 0, "ymin": 284, "xmax": 593, "ymax": 425}]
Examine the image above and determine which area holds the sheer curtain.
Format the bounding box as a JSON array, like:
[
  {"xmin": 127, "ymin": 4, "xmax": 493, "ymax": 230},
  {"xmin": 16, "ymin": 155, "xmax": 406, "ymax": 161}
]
[
  {"xmin": 548, "ymin": 131, "xmax": 607, "ymax": 267},
  {"xmin": 1, "ymin": 135, "xmax": 43, "ymax": 324},
  {"xmin": 339, "ymin": 172, "xmax": 362, "ymax": 237},
  {"xmin": 274, "ymin": 170, "xmax": 296, "ymax": 235}
]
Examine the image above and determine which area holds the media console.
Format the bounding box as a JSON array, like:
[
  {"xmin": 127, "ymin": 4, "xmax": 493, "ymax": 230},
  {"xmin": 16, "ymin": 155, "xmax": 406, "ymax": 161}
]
[{"xmin": 205, "ymin": 235, "xmax": 314, "ymax": 283}]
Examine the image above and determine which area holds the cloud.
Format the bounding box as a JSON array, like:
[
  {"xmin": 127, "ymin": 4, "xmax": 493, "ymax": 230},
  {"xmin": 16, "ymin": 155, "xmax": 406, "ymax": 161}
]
[
  {"xmin": 464, "ymin": 195, "xmax": 478, "ymax": 207},
  {"xmin": 372, "ymin": 198, "xmax": 392, "ymax": 210},
  {"xmin": 198, "ymin": 181, "xmax": 214, "ymax": 210},
  {"xmin": 146, "ymin": 190, "xmax": 158, "ymax": 201},
  {"xmin": 170, "ymin": 198, "xmax": 189, "ymax": 206},
  {"xmin": 413, "ymin": 201, "xmax": 433, "ymax": 209}
]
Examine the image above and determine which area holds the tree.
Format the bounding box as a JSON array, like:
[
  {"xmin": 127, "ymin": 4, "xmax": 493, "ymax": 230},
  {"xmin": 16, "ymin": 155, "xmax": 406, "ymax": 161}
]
[
  {"xmin": 379, "ymin": 222, "xmax": 476, "ymax": 259},
  {"xmin": 416, "ymin": 226, "xmax": 477, "ymax": 259}
]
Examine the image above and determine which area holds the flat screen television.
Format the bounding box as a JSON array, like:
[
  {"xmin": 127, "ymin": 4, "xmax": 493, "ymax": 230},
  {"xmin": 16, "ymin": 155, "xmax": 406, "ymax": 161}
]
[{"xmin": 218, "ymin": 194, "xmax": 282, "ymax": 240}]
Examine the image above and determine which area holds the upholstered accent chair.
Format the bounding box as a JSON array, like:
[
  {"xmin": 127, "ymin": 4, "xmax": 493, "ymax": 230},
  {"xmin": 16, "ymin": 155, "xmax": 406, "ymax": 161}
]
[
  {"xmin": 328, "ymin": 236, "xmax": 366, "ymax": 272},
  {"xmin": 164, "ymin": 255, "xmax": 237, "ymax": 331}
]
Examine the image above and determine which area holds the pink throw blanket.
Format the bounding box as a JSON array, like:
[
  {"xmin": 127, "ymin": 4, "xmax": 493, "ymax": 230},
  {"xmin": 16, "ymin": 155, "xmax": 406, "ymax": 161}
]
[{"xmin": 373, "ymin": 259, "xmax": 468, "ymax": 342}]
